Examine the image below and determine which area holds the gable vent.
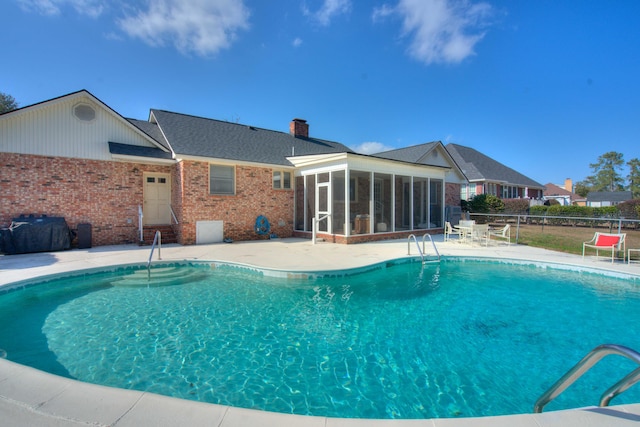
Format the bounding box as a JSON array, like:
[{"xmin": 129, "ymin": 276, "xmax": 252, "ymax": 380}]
[{"xmin": 73, "ymin": 103, "xmax": 96, "ymax": 122}]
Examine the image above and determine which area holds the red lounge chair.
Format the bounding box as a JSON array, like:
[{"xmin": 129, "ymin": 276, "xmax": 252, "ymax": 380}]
[{"xmin": 582, "ymin": 232, "xmax": 626, "ymax": 263}]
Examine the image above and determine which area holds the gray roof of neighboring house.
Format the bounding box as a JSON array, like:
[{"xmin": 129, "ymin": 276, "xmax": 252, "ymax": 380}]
[
  {"xmin": 147, "ymin": 110, "xmax": 353, "ymax": 167},
  {"xmin": 445, "ymin": 143, "xmax": 544, "ymax": 189},
  {"xmin": 373, "ymin": 141, "xmax": 440, "ymax": 164},
  {"xmin": 586, "ymin": 191, "xmax": 633, "ymax": 203}
]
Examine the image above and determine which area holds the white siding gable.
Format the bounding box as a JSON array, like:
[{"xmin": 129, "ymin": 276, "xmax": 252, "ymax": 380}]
[{"xmin": 0, "ymin": 92, "xmax": 158, "ymax": 161}]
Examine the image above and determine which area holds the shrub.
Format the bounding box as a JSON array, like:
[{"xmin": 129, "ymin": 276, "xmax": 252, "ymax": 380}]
[
  {"xmin": 530, "ymin": 205, "xmax": 547, "ymax": 216},
  {"xmin": 502, "ymin": 199, "xmax": 530, "ymax": 214},
  {"xmin": 619, "ymin": 199, "xmax": 640, "ymax": 219},
  {"xmin": 468, "ymin": 194, "xmax": 504, "ymax": 213},
  {"xmin": 592, "ymin": 206, "xmax": 619, "ymax": 218}
]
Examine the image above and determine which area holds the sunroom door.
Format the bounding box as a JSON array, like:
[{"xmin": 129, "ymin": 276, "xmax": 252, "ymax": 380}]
[{"xmin": 316, "ymin": 181, "xmax": 331, "ymax": 233}]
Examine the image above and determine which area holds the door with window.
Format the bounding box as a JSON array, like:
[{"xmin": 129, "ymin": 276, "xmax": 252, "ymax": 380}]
[{"xmin": 143, "ymin": 173, "xmax": 171, "ymax": 225}]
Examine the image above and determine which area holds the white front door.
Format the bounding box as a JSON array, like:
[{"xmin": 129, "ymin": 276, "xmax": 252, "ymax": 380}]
[{"xmin": 143, "ymin": 173, "xmax": 171, "ymax": 225}]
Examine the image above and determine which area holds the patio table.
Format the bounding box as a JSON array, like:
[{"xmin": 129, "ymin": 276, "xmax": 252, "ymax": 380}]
[{"xmin": 453, "ymin": 225, "xmax": 473, "ymax": 243}]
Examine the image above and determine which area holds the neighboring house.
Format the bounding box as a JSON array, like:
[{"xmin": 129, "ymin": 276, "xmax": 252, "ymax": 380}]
[
  {"xmin": 543, "ymin": 183, "xmax": 573, "ymax": 205},
  {"xmin": 543, "ymin": 179, "xmax": 586, "ymax": 205},
  {"xmin": 586, "ymin": 191, "xmax": 633, "ymax": 207},
  {"xmin": 1, "ymin": 90, "xmax": 466, "ymax": 248},
  {"xmin": 445, "ymin": 143, "xmax": 544, "ymax": 202},
  {"xmin": 373, "ymin": 141, "xmax": 468, "ymax": 222}
]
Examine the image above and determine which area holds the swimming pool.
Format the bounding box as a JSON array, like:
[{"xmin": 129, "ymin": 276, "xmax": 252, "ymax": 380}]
[{"xmin": 1, "ymin": 258, "xmax": 639, "ymax": 419}]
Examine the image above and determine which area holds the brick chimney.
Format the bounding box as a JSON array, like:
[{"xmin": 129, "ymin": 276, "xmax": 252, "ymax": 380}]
[
  {"xmin": 564, "ymin": 178, "xmax": 573, "ymax": 193},
  {"xmin": 290, "ymin": 118, "xmax": 309, "ymax": 138}
]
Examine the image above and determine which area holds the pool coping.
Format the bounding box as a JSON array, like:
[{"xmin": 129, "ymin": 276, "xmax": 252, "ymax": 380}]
[{"xmin": 2, "ymin": 237, "xmax": 640, "ymax": 426}]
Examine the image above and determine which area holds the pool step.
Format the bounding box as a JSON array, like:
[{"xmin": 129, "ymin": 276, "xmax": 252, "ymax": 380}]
[{"xmin": 111, "ymin": 267, "xmax": 206, "ymax": 287}]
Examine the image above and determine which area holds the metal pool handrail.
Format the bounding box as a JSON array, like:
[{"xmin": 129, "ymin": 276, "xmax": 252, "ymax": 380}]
[
  {"xmin": 534, "ymin": 344, "xmax": 640, "ymax": 413},
  {"xmin": 147, "ymin": 230, "xmax": 162, "ymax": 281},
  {"xmin": 422, "ymin": 233, "xmax": 440, "ymax": 262},
  {"xmin": 407, "ymin": 234, "xmax": 440, "ymax": 263}
]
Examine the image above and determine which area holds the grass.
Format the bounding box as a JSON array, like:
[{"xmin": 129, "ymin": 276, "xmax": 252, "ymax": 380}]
[{"xmin": 509, "ymin": 223, "xmax": 640, "ymax": 259}]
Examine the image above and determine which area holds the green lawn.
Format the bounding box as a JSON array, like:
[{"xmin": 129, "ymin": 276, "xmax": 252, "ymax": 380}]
[{"xmin": 510, "ymin": 223, "xmax": 639, "ymax": 257}]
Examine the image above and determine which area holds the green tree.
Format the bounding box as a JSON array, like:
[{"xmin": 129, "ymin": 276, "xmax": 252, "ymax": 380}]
[
  {"xmin": 574, "ymin": 181, "xmax": 590, "ymax": 197},
  {"xmin": 586, "ymin": 151, "xmax": 625, "ymax": 192},
  {"xmin": 628, "ymin": 158, "xmax": 640, "ymax": 198},
  {"xmin": 0, "ymin": 91, "xmax": 19, "ymax": 113}
]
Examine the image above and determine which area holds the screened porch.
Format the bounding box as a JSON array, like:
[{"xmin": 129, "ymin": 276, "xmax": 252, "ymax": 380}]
[{"xmin": 292, "ymin": 158, "xmax": 446, "ymax": 242}]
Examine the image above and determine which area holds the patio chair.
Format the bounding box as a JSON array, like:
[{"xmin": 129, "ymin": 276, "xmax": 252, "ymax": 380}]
[
  {"xmin": 582, "ymin": 232, "xmax": 626, "ymax": 263},
  {"xmin": 489, "ymin": 224, "xmax": 511, "ymax": 245},
  {"xmin": 444, "ymin": 221, "xmax": 462, "ymax": 242}
]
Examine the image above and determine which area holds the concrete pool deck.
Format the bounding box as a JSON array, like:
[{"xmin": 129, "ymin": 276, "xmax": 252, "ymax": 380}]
[{"xmin": 1, "ymin": 236, "xmax": 640, "ymax": 426}]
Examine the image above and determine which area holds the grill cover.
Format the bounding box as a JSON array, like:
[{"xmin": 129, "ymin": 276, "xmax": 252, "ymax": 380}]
[{"xmin": 1, "ymin": 215, "xmax": 73, "ymax": 255}]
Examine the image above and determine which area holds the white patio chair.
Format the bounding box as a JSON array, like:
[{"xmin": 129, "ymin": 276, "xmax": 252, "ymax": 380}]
[
  {"xmin": 489, "ymin": 224, "xmax": 511, "ymax": 245},
  {"xmin": 444, "ymin": 221, "xmax": 462, "ymax": 242}
]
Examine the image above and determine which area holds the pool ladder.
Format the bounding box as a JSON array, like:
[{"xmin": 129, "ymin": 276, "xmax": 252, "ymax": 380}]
[
  {"xmin": 534, "ymin": 344, "xmax": 640, "ymax": 413},
  {"xmin": 407, "ymin": 234, "xmax": 440, "ymax": 263}
]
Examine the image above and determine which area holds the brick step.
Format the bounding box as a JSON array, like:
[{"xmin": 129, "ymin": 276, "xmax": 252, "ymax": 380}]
[{"xmin": 141, "ymin": 225, "xmax": 177, "ymax": 245}]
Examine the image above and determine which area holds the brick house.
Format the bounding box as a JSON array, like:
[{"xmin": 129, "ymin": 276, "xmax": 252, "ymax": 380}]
[
  {"xmin": 1, "ymin": 90, "xmax": 467, "ymax": 248},
  {"xmin": 445, "ymin": 143, "xmax": 544, "ymax": 202}
]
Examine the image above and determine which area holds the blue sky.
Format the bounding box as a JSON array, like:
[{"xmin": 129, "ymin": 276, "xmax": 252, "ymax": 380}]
[{"xmin": 3, "ymin": 0, "xmax": 639, "ymax": 186}]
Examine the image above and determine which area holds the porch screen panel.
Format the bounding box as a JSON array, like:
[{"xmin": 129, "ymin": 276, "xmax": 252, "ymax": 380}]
[
  {"xmin": 394, "ymin": 175, "xmax": 410, "ymax": 231},
  {"xmin": 413, "ymin": 177, "xmax": 428, "ymax": 229},
  {"xmin": 332, "ymin": 170, "xmax": 346, "ymax": 235},
  {"xmin": 374, "ymin": 173, "xmax": 392, "ymax": 233},
  {"xmin": 350, "ymin": 170, "xmax": 371, "ymax": 234},
  {"xmin": 429, "ymin": 179, "xmax": 443, "ymax": 228},
  {"xmin": 305, "ymin": 175, "xmax": 316, "ymax": 232}
]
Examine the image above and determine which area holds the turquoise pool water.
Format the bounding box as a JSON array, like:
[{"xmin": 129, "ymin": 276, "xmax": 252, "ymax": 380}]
[{"xmin": 1, "ymin": 259, "xmax": 639, "ymax": 419}]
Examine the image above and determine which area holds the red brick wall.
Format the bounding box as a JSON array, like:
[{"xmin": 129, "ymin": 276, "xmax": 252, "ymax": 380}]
[
  {"xmin": 1, "ymin": 152, "xmax": 171, "ymax": 247},
  {"xmin": 445, "ymin": 183, "xmax": 461, "ymax": 207},
  {"xmin": 176, "ymin": 160, "xmax": 294, "ymax": 244}
]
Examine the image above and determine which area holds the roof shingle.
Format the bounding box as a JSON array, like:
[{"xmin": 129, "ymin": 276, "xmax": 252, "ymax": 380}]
[
  {"xmin": 446, "ymin": 143, "xmax": 543, "ymax": 188},
  {"xmin": 149, "ymin": 110, "xmax": 353, "ymax": 166}
]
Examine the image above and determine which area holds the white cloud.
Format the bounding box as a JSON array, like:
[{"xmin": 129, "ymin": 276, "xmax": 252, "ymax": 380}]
[
  {"xmin": 117, "ymin": 0, "xmax": 250, "ymax": 57},
  {"xmin": 292, "ymin": 37, "xmax": 303, "ymax": 47},
  {"xmin": 303, "ymin": 0, "xmax": 351, "ymax": 26},
  {"xmin": 371, "ymin": 4, "xmax": 394, "ymax": 23},
  {"xmin": 352, "ymin": 141, "xmax": 394, "ymax": 155},
  {"xmin": 374, "ymin": 0, "xmax": 493, "ymax": 65},
  {"xmin": 17, "ymin": 0, "xmax": 104, "ymax": 18}
]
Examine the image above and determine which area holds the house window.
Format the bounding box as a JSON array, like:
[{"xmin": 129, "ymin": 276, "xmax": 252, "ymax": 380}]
[
  {"xmin": 502, "ymin": 185, "xmax": 517, "ymax": 199},
  {"xmin": 273, "ymin": 171, "xmax": 292, "ymax": 189},
  {"xmin": 210, "ymin": 165, "xmax": 235, "ymax": 195}
]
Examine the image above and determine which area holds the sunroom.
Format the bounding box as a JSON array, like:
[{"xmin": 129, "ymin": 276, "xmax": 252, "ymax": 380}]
[{"xmin": 290, "ymin": 152, "xmax": 451, "ymax": 243}]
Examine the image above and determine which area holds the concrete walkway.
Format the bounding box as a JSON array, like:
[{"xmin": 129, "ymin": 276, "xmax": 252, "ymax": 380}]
[{"xmin": 1, "ymin": 237, "xmax": 640, "ymax": 426}]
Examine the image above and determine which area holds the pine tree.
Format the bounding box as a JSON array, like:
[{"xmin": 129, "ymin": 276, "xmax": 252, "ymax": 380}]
[
  {"xmin": 628, "ymin": 158, "xmax": 640, "ymax": 198},
  {"xmin": 0, "ymin": 92, "xmax": 19, "ymax": 113},
  {"xmin": 586, "ymin": 151, "xmax": 625, "ymax": 192}
]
